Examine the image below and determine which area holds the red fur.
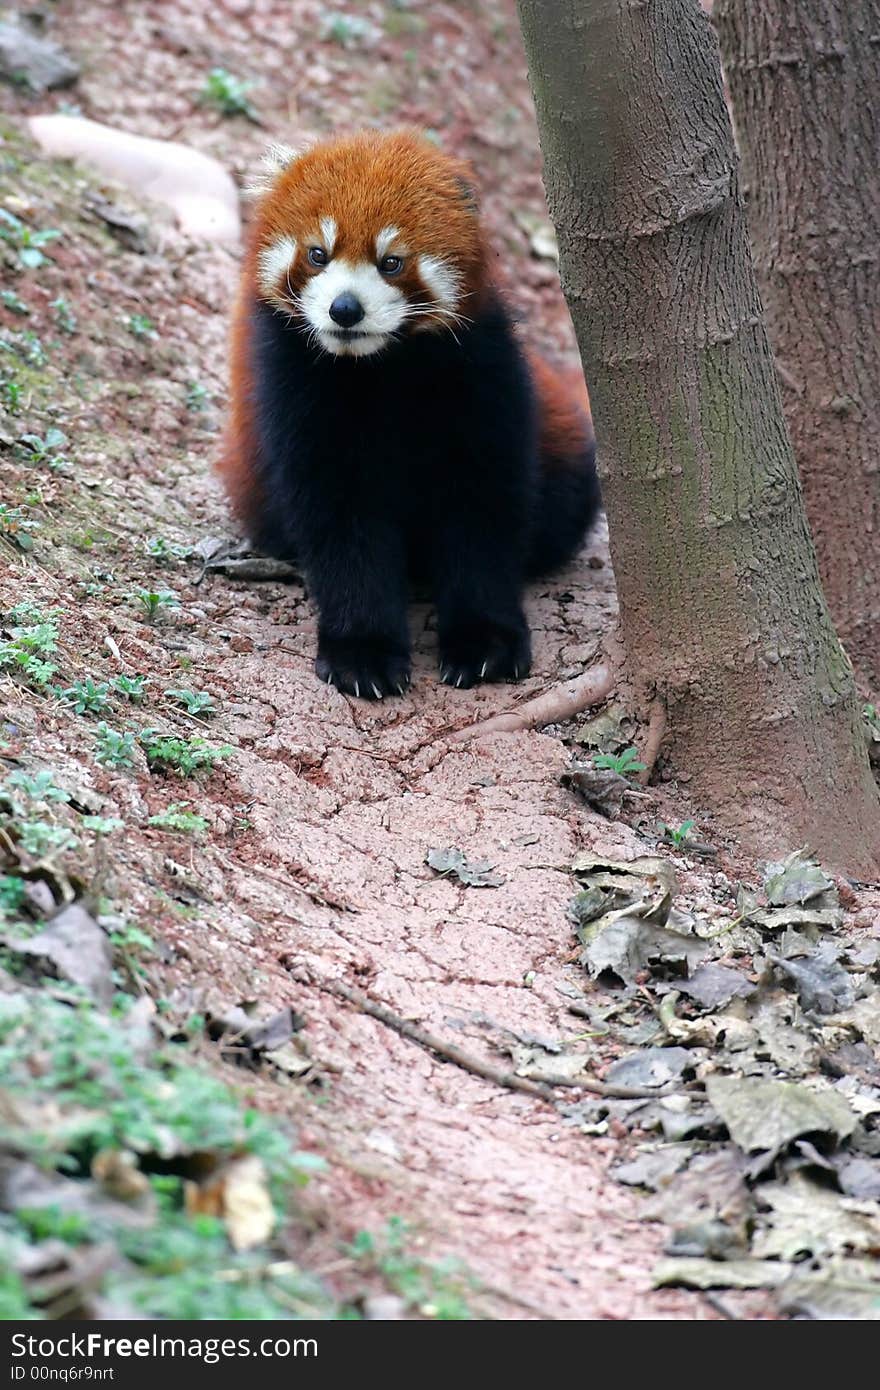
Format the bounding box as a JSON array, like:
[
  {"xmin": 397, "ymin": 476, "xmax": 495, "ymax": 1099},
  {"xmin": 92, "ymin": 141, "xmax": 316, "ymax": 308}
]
[
  {"xmin": 527, "ymin": 350, "xmax": 594, "ymax": 475},
  {"xmin": 217, "ymin": 278, "xmax": 261, "ymax": 531}
]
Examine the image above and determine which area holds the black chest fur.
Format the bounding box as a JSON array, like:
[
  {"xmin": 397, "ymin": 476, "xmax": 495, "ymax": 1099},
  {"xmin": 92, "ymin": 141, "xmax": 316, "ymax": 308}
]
[{"xmin": 250, "ymin": 293, "xmax": 539, "ymax": 548}]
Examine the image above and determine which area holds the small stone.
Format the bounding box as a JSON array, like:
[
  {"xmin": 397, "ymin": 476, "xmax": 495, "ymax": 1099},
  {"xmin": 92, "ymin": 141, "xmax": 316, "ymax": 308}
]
[{"xmin": 0, "ymin": 15, "xmax": 79, "ymax": 93}]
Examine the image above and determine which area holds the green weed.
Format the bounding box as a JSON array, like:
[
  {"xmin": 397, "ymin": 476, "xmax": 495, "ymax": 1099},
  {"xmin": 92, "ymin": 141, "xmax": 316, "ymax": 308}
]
[
  {"xmin": 112, "ymin": 673, "xmax": 148, "ymax": 704},
  {"xmin": 148, "ymin": 802, "xmax": 209, "ymax": 833},
  {"xmin": 139, "ymin": 731, "xmax": 231, "ymax": 778},
  {"xmin": 164, "ymin": 687, "xmax": 216, "ymax": 717},
  {"xmin": 0, "ymin": 209, "xmax": 61, "ymax": 269},
  {"xmin": 199, "ymin": 68, "xmax": 256, "ymax": 119},
  {"xmin": 592, "ymin": 746, "xmax": 647, "ymax": 777},
  {"xmin": 58, "ymin": 677, "xmax": 112, "ymax": 715},
  {"xmin": 133, "ymin": 588, "xmax": 179, "ymax": 621},
  {"xmin": 94, "ymin": 723, "xmax": 137, "ymax": 769},
  {"xmin": 348, "ymin": 1217, "xmax": 474, "ymax": 1319}
]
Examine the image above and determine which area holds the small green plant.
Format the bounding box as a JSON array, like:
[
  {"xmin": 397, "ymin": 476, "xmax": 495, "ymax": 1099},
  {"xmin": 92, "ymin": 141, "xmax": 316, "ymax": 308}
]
[
  {"xmin": 17, "ymin": 821, "xmax": 77, "ymax": 857},
  {"xmin": 144, "ymin": 536, "xmax": 191, "ymax": 562},
  {"xmin": 320, "ymin": 11, "xmax": 380, "ymax": 47},
  {"xmin": 94, "ymin": 723, "xmax": 137, "ymax": 769},
  {"xmin": 1, "ymin": 290, "xmax": 28, "ymax": 316},
  {"xmin": 6, "ymin": 600, "xmax": 61, "ymax": 628},
  {"xmin": 164, "ymin": 687, "xmax": 216, "ymax": 717},
  {"xmin": 348, "ymin": 1217, "xmax": 474, "ymax": 1319},
  {"xmin": 16, "ymin": 1206, "xmax": 91, "ymax": 1245},
  {"xmin": 0, "ymin": 874, "xmax": 26, "ymax": 917},
  {"xmin": 0, "ymin": 377, "xmax": 22, "ymax": 412},
  {"xmin": 148, "ymin": 802, "xmax": 209, "ymax": 834},
  {"xmin": 18, "ymin": 428, "xmax": 68, "ymax": 469},
  {"xmin": 3, "ymin": 769, "xmax": 71, "ymax": 811},
  {"xmin": 864, "ymin": 704, "xmax": 880, "ymax": 739},
  {"xmin": 185, "ymin": 381, "xmax": 210, "ymax": 412},
  {"xmin": 592, "ymin": 746, "xmax": 646, "ymax": 777},
  {"xmin": 49, "ymin": 297, "xmax": 77, "ymax": 334},
  {"xmin": 139, "ymin": 730, "xmax": 231, "ymax": 778},
  {"xmin": 0, "ymin": 611, "xmax": 59, "ymax": 687},
  {"xmin": 126, "ymin": 313, "xmax": 157, "ymax": 341},
  {"xmin": 81, "ymin": 815, "xmax": 124, "ymax": 835},
  {"xmin": 1, "ymin": 329, "xmax": 45, "ymax": 366},
  {"xmin": 133, "ymin": 588, "xmax": 179, "ymax": 622},
  {"xmin": 58, "ymin": 677, "xmax": 112, "ymax": 715},
  {"xmin": 112, "ymin": 673, "xmax": 148, "ymax": 703},
  {"xmin": 0, "ymin": 768, "xmax": 77, "ymax": 861},
  {"xmin": 0, "ymin": 502, "xmax": 38, "ymax": 550},
  {"xmin": 108, "ymin": 921, "xmax": 155, "ymax": 984},
  {"xmin": 0, "ymin": 209, "xmax": 61, "ymax": 269},
  {"xmin": 660, "ymin": 819, "xmax": 696, "ymax": 849},
  {"xmin": 199, "ymin": 68, "xmax": 256, "ymax": 119}
]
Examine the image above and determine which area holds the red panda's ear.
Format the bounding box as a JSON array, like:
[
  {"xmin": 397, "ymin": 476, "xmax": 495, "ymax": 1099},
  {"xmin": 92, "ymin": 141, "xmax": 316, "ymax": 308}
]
[
  {"xmin": 455, "ymin": 175, "xmax": 480, "ymax": 214},
  {"xmin": 243, "ymin": 140, "xmax": 310, "ymax": 199}
]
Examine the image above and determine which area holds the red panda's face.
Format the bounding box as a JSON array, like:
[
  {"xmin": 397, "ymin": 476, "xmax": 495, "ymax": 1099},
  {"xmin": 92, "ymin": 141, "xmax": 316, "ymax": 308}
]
[{"xmin": 249, "ymin": 131, "xmax": 486, "ymax": 358}]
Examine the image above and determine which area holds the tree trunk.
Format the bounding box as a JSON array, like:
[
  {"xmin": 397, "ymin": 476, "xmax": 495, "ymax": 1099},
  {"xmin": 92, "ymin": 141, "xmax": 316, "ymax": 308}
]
[
  {"xmin": 516, "ymin": 0, "xmax": 880, "ymax": 875},
  {"xmin": 714, "ymin": 0, "xmax": 880, "ymax": 695}
]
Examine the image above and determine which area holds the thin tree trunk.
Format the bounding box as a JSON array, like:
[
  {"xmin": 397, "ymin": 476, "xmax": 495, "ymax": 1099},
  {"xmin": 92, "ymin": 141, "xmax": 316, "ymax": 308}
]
[
  {"xmin": 516, "ymin": 0, "xmax": 880, "ymax": 875},
  {"xmin": 715, "ymin": 0, "xmax": 880, "ymax": 695}
]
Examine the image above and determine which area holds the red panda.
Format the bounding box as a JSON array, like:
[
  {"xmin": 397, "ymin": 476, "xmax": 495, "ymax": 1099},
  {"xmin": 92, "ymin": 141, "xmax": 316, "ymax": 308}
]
[{"xmin": 218, "ymin": 129, "xmax": 600, "ymax": 698}]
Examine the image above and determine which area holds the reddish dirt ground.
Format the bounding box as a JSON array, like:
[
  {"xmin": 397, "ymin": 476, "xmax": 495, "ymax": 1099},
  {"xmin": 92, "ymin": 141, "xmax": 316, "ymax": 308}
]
[{"xmin": 0, "ymin": 0, "xmax": 805, "ymax": 1319}]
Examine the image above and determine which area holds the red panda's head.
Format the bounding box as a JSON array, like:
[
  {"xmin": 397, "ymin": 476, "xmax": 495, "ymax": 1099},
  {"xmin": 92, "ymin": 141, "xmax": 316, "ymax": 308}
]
[{"xmin": 247, "ymin": 129, "xmax": 487, "ymax": 358}]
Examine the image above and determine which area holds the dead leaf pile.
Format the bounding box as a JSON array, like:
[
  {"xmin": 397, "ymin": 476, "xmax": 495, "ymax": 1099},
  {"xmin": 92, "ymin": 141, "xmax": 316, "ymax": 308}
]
[{"xmin": 567, "ymin": 848, "xmax": 880, "ymax": 1317}]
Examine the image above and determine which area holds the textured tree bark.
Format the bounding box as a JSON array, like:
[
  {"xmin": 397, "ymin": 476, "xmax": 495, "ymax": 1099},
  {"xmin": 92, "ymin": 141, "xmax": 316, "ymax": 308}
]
[
  {"xmin": 516, "ymin": 0, "xmax": 880, "ymax": 874},
  {"xmin": 715, "ymin": 0, "xmax": 880, "ymax": 695}
]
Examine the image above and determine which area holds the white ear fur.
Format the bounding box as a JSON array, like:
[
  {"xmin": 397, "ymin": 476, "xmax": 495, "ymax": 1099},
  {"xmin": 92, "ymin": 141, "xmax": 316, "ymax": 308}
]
[{"xmin": 242, "ymin": 141, "xmax": 301, "ymax": 199}]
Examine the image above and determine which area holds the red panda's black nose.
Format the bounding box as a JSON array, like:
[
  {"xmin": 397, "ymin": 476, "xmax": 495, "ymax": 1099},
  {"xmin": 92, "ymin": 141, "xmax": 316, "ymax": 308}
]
[{"xmin": 329, "ymin": 292, "xmax": 365, "ymax": 328}]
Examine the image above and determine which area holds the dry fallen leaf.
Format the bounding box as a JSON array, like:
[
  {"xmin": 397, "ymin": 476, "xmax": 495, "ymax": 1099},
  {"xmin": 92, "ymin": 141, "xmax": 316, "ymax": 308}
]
[{"xmin": 186, "ymin": 1155, "xmax": 275, "ymax": 1252}]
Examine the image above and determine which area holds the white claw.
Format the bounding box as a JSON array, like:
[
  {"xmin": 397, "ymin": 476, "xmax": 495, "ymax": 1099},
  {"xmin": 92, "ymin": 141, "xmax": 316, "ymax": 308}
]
[
  {"xmin": 455, "ymin": 673, "xmax": 463, "ymax": 688},
  {"xmin": 480, "ymin": 661, "xmax": 488, "ymax": 678},
  {"xmin": 513, "ymin": 664, "xmax": 520, "ymax": 679},
  {"xmin": 354, "ymin": 680, "xmax": 360, "ymax": 698},
  {"xmin": 371, "ymin": 682, "xmax": 383, "ymax": 699},
  {"xmin": 396, "ymin": 682, "xmax": 406, "ymax": 696},
  {"xmin": 440, "ymin": 668, "xmax": 450, "ymax": 683}
]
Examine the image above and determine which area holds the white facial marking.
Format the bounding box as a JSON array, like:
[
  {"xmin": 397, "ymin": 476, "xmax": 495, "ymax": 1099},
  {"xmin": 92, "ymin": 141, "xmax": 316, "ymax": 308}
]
[
  {"xmin": 375, "ymin": 225, "xmax": 401, "ymax": 258},
  {"xmin": 257, "ymin": 234, "xmax": 298, "ymax": 296},
  {"xmin": 418, "ymin": 254, "xmax": 461, "ymax": 311},
  {"xmin": 320, "ymin": 216, "xmax": 338, "ymax": 254},
  {"xmin": 299, "ymin": 257, "xmax": 408, "ymax": 357}
]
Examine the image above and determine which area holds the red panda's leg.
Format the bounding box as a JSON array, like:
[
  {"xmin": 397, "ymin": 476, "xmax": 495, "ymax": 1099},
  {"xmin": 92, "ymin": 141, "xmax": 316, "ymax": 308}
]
[
  {"xmin": 295, "ymin": 506, "xmax": 412, "ymax": 699},
  {"xmin": 428, "ymin": 507, "xmax": 531, "ymax": 688}
]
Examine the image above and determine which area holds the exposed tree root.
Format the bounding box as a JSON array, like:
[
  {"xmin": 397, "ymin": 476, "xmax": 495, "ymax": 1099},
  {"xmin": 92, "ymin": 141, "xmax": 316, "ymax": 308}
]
[
  {"xmin": 295, "ymin": 969, "xmax": 685, "ymax": 1103},
  {"xmin": 446, "ymin": 661, "xmax": 614, "ymax": 743},
  {"xmin": 637, "ymin": 697, "xmax": 667, "ymax": 785}
]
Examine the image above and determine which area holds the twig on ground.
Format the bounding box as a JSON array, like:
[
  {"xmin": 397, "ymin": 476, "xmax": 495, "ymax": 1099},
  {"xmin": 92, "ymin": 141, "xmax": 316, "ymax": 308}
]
[
  {"xmin": 220, "ymin": 856, "xmax": 360, "ymax": 914},
  {"xmin": 445, "ymin": 662, "xmax": 613, "ymax": 743},
  {"xmin": 297, "ymin": 971, "xmax": 685, "ymax": 1103},
  {"xmin": 701, "ymin": 1291, "xmax": 740, "ymax": 1320}
]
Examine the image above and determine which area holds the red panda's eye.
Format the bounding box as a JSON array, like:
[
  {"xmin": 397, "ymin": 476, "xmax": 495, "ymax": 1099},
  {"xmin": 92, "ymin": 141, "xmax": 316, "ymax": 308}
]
[
  {"xmin": 379, "ymin": 254, "xmax": 403, "ymax": 276},
  {"xmin": 308, "ymin": 246, "xmax": 328, "ymax": 267}
]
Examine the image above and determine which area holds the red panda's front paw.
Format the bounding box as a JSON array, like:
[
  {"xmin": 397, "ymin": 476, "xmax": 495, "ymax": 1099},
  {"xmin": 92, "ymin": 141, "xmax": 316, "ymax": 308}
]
[
  {"xmin": 439, "ymin": 621, "xmax": 531, "ymax": 689},
  {"xmin": 316, "ymin": 636, "xmax": 411, "ymax": 700}
]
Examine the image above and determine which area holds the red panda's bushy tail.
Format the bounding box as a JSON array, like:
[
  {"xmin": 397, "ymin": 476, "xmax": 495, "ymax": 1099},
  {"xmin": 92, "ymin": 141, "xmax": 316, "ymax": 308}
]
[{"xmin": 526, "ymin": 352, "xmax": 601, "ymax": 576}]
